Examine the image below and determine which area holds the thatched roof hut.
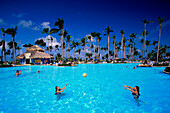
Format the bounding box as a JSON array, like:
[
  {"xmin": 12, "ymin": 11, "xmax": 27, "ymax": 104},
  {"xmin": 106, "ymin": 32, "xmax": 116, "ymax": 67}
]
[
  {"xmin": 26, "ymin": 45, "xmax": 44, "ymax": 52},
  {"xmin": 16, "ymin": 45, "xmax": 54, "ymax": 59}
]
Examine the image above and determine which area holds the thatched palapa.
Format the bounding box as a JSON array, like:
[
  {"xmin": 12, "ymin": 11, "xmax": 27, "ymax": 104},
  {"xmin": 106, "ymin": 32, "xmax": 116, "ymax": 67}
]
[{"xmin": 16, "ymin": 45, "xmax": 53, "ymax": 64}]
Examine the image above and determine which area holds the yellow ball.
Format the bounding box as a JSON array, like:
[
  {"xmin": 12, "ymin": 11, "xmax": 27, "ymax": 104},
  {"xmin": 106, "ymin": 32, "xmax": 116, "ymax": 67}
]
[{"xmin": 83, "ymin": 73, "xmax": 87, "ymax": 77}]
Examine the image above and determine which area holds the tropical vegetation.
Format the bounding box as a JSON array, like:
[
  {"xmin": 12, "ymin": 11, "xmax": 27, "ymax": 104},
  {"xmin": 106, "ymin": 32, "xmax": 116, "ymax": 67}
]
[{"xmin": 0, "ymin": 17, "xmax": 169, "ymax": 66}]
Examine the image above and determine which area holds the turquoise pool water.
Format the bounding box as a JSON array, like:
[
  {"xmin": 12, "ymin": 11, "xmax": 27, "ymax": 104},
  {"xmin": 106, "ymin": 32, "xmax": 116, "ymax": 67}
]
[{"xmin": 0, "ymin": 64, "xmax": 170, "ymax": 113}]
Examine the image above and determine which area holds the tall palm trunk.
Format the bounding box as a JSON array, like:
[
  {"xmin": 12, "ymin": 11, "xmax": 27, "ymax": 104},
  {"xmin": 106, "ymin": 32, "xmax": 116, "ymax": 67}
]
[
  {"xmin": 1, "ymin": 46, "xmax": 3, "ymax": 62},
  {"xmin": 51, "ymin": 40, "xmax": 53, "ymax": 53},
  {"xmin": 105, "ymin": 50, "xmax": 106, "ymax": 62},
  {"xmin": 12, "ymin": 37, "xmax": 15, "ymax": 63},
  {"xmin": 113, "ymin": 39, "xmax": 115, "ymax": 60},
  {"xmin": 85, "ymin": 42, "xmax": 86, "ymax": 62},
  {"xmin": 121, "ymin": 36, "xmax": 123, "ymax": 61},
  {"xmin": 144, "ymin": 24, "xmax": 147, "ymax": 59},
  {"xmin": 3, "ymin": 33, "xmax": 6, "ymax": 62},
  {"xmin": 93, "ymin": 39, "xmax": 95, "ymax": 60},
  {"xmin": 108, "ymin": 35, "xmax": 110, "ymax": 61},
  {"xmin": 147, "ymin": 46, "xmax": 149, "ymax": 55},
  {"xmin": 132, "ymin": 40, "xmax": 134, "ymax": 60},
  {"xmin": 64, "ymin": 39, "xmax": 66, "ymax": 58},
  {"xmin": 141, "ymin": 44, "xmax": 144, "ymax": 58},
  {"xmin": 47, "ymin": 35, "xmax": 50, "ymax": 54},
  {"xmin": 90, "ymin": 40, "xmax": 91, "ymax": 54},
  {"xmin": 79, "ymin": 52, "xmax": 80, "ymax": 60},
  {"xmin": 115, "ymin": 47, "xmax": 117, "ymax": 58},
  {"xmin": 94, "ymin": 40, "xmax": 96, "ymax": 59},
  {"xmin": 60, "ymin": 30, "xmax": 64, "ymax": 59},
  {"xmin": 73, "ymin": 47, "xmax": 75, "ymax": 62},
  {"xmin": 157, "ymin": 24, "xmax": 161, "ymax": 62},
  {"xmin": 98, "ymin": 40, "xmax": 100, "ymax": 60},
  {"xmin": 129, "ymin": 44, "xmax": 131, "ymax": 60},
  {"xmin": 68, "ymin": 42, "xmax": 70, "ymax": 58},
  {"xmin": 124, "ymin": 43, "xmax": 126, "ymax": 58}
]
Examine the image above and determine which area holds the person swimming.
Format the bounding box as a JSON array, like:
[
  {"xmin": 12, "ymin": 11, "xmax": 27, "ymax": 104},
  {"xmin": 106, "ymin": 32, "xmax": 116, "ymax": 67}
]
[
  {"xmin": 37, "ymin": 70, "xmax": 40, "ymax": 73},
  {"xmin": 124, "ymin": 85, "xmax": 140, "ymax": 99},
  {"xmin": 16, "ymin": 70, "xmax": 21, "ymax": 76},
  {"xmin": 55, "ymin": 83, "xmax": 68, "ymax": 95},
  {"xmin": 124, "ymin": 85, "xmax": 145, "ymax": 106}
]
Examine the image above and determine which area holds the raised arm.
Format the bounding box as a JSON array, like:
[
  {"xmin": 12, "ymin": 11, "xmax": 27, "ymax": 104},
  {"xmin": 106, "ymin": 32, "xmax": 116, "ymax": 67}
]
[
  {"xmin": 57, "ymin": 84, "xmax": 68, "ymax": 93},
  {"xmin": 124, "ymin": 87, "xmax": 134, "ymax": 92},
  {"xmin": 124, "ymin": 85, "xmax": 134, "ymax": 89}
]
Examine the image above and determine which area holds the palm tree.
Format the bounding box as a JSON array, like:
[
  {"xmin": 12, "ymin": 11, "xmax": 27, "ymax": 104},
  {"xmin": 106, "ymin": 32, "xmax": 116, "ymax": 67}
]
[
  {"xmin": 75, "ymin": 41, "xmax": 80, "ymax": 60},
  {"xmin": 100, "ymin": 47, "xmax": 104, "ymax": 59},
  {"xmin": 80, "ymin": 37, "xmax": 88, "ymax": 62},
  {"xmin": 5, "ymin": 49, "xmax": 10, "ymax": 62},
  {"xmin": 76, "ymin": 49, "xmax": 81, "ymax": 60},
  {"xmin": 104, "ymin": 26, "xmax": 113, "ymax": 61},
  {"xmin": 90, "ymin": 32, "xmax": 97, "ymax": 60},
  {"xmin": 63, "ymin": 30, "xmax": 68, "ymax": 58},
  {"xmin": 157, "ymin": 16, "xmax": 166, "ymax": 62},
  {"xmin": 54, "ymin": 18, "xmax": 64, "ymax": 59},
  {"xmin": 42, "ymin": 28, "xmax": 51, "ymax": 54},
  {"xmin": 140, "ymin": 39, "xmax": 144, "ymax": 58},
  {"xmin": 66, "ymin": 35, "xmax": 71, "ymax": 58},
  {"xmin": 111, "ymin": 34, "xmax": 116, "ymax": 60},
  {"xmin": 50, "ymin": 37, "xmax": 53, "ymax": 53},
  {"xmin": 129, "ymin": 33, "xmax": 137, "ymax": 60},
  {"xmin": 23, "ymin": 43, "xmax": 33, "ymax": 47},
  {"xmin": 123, "ymin": 37, "xmax": 127, "ymax": 58},
  {"xmin": 95, "ymin": 32, "xmax": 101, "ymax": 60},
  {"xmin": 6, "ymin": 26, "xmax": 17, "ymax": 63},
  {"xmin": 146, "ymin": 40, "xmax": 151, "ymax": 55},
  {"xmin": 141, "ymin": 30, "xmax": 150, "ymax": 58},
  {"xmin": 115, "ymin": 43, "xmax": 118, "ymax": 58},
  {"xmin": 55, "ymin": 45, "xmax": 60, "ymax": 61},
  {"xmin": 117, "ymin": 42, "xmax": 121, "ymax": 58},
  {"xmin": 0, "ymin": 40, "xmax": 2, "ymax": 62},
  {"xmin": 1, "ymin": 28, "xmax": 7, "ymax": 62},
  {"xmin": 152, "ymin": 40, "xmax": 158, "ymax": 48},
  {"xmin": 120, "ymin": 29, "xmax": 125, "ymax": 61},
  {"xmin": 87, "ymin": 34, "xmax": 92, "ymax": 54},
  {"xmin": 142, "ymin": 19, "xmax": 154, "ymax": 59},
  {"xmin": 16, "ymin": 46, "xmax": 21, "ymax": 55},
  {"xmin": 103, "ymin": 47, "xmax": 107, "ymax": 61}
]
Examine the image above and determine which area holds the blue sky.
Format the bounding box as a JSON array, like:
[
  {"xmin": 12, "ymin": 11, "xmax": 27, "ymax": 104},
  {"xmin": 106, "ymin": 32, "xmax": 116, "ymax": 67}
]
[{"xmin": 0, "ymin": 0, "xmax": 170, "ymax": 58}]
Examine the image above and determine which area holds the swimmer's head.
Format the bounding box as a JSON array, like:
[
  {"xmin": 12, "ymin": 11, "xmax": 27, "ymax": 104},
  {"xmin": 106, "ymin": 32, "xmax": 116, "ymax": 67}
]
[
  {"xmin": 55, "ymin": 86, "xmax": 59, "ymax": 91},
  {"xmin": 16, "ymin": 70, "xmax": 19, "ymax": 73},
  {"xmin": 135, "ymin": 86, "xmax": 140, "ymax": 94},
  {"xmin": 37, "ymin": 70, "xmax": 39, "ymax": 73}
]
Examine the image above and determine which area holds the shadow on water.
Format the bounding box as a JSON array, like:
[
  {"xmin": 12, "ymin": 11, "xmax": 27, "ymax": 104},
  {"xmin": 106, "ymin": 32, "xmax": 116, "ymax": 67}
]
[
  {"xmin": 134, "ymin": 97, "xmax": 146, "ymax": 107},
  {"xmin": 55, "ymin": 93, "xmax": 66, "ymax": 101}
]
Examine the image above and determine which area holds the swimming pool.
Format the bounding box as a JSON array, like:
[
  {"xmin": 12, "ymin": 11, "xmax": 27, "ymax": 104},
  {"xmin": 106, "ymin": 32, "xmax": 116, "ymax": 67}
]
[{"xmin": 0, "ymin": 64, "xmax": 170, "ymax": 113}]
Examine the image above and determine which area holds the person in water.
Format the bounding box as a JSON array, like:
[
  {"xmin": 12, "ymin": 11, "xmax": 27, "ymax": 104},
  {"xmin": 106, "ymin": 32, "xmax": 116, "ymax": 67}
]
[
  {"xmin": 16, "ymin": 70, "xmax": 21, "ymax": 76},
  {"xmin": 55, "ymin": 83, "xmax": 68, "ymax": 95},
  {"xmin": 124, "ymin": 85, "xmax": 140, "ymax": 99},
  {"xmin": 37, "ymin": 70, "xmax": 40, "ymax": 73}
]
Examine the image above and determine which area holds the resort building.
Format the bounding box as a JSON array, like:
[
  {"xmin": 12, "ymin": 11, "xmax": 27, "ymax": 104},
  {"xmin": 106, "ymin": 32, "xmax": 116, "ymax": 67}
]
[{"xmin": 16, "ymin": 45, "xmax": 53, "ymax": 64}]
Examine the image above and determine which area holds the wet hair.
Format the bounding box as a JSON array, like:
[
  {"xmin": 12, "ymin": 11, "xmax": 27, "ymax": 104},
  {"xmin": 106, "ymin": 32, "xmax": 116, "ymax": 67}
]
[
  {"xmin": 16, "ymin": 70, "xmax": 19, "ymax": 73},
  {"xmin": 135, "ymin": 86, "xmax": 140, "ymax": 95},
  {"xmin": 55, "ymin": 86, "xmax": 59, "ymax": 91}
]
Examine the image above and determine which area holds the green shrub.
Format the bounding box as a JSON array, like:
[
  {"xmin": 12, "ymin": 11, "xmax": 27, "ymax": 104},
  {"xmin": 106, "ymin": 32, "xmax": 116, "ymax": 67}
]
[
  {"xmin": 58, "ymin": 64, "xmax": 72, "ymax": 66},
  {"xmin": 153, "ymin": 63, "xmax": 169, "ymax": 66},
  {"xmin": 164, "ymin": 67, "xmax": 170, "ymax": 72},
  {"xmin": 30, "ymin": 63, "xmax": 34, "ymax": 65},
  {"xmin": 0, "ymin": 64, "xmax": 12, "ymax": 67}
]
